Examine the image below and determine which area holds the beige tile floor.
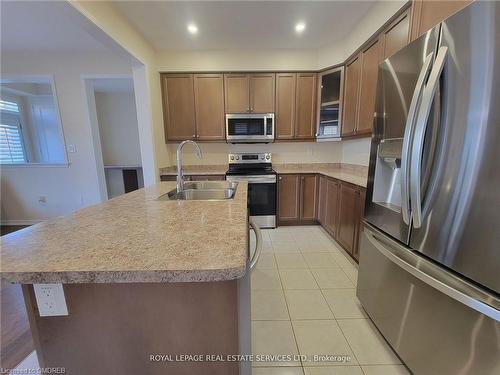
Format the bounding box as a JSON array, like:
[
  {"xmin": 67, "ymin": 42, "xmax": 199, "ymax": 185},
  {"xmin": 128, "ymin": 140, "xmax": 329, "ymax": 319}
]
[{"xmin": 251, "ymin": 225, "xmax": 410, "ymax": 375}]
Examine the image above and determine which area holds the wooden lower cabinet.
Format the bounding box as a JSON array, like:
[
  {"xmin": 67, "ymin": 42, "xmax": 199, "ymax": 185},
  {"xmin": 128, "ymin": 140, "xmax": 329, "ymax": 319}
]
[
  {"xmin": 299, "ymin": 175, "xmax": 318, "ymax": 222},
  {"xmin": 281, "ymin": 173, "xmax": 366, "ymax": 262},
  {"xmin": 278, "ymin": 175, "xmax": 301, "ymax": 223},
  {"xmin": 325, "ymin": 179, "xmax": 340, "ymax": 237}
]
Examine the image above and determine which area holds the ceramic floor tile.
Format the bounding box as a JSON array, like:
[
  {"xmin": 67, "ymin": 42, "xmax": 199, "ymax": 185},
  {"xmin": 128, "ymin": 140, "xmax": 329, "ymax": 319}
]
[
  {"xmin": 252, "ymin": 321, "xmax": 300, "ymax": 367},
  {"xmin": 252, "ymin": 268, "xmax": 283, "ymax": 290},
  {"xmin": 304, "ymin": 366, "xmax": 364, "ymax": 375},
  {"xmin": 261, "ymin": 241, "xmax": 276, "ymax": 253},
  {"xmin": 312, "ymin": 269, "xmax": 354, "ymax": 289},
  {"xmin": 302, "ymin": 253, "xmax": 339, "ymax": 269},
  {"xmin": 275, "ymin": 253, "xmax": 308, "ymax": 269},
  {"xmin": 280, "ymin": 269, "xmax": 319, "ymax": 290},
  {"xmin": 331, "ymin": 252, "xmax": 358, "ymax": 269},
  {"xmin": 285, "ymin": 290, "xmax": 334, "ymax": 320},
  {"xmin": 321, "ymin": 289, "xmax": 367, "ymax": 319},
  {"xmin": 343, "ymin": 268, "xmax": 358, "ymax": 286},
  {"xmin": 292, "ymin": 320, "xmax": 357, "ymax": 367},
  {"xmin": 338, "ymin": 319, "xmax": 401, "ymax": 365},
  {"xmin": 272, "ymin": 241, "xmax": 302, "ymax": 253},
  {"xmin": 252, "ymin": 290, "xmax": 290, "ymax": 320},
  {"xmin": 361, "ymin": 365, "xmax": 411, "ymax": 375},
  {"xmin": 297, "ymin": 240, "xmax": 339, "ymax": 253},
  {"xmin": 253, "ymin": 367, "xmax": 305, "ymax": 375},
  {"xmin": 256, "ymin": 253, "xmax": 278, "ymax": 270},
  {"xmin": 269, "ymin": 229, "xmax": 294, "ymax": 242}
]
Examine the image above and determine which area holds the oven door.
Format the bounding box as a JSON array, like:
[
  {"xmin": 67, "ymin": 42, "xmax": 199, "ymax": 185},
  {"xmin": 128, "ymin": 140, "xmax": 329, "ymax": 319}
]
[
  {"xmin": 226, "ymin": 114, "xmax": 274, "ymax": 143},
  {"xmin": 226, "ymin": 175, "xmax": 276, "ymax": 228}
]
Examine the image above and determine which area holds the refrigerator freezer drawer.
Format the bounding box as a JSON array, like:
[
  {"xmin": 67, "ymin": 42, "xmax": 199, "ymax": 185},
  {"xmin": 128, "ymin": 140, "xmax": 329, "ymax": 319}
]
[{"xmin": 357, "ymin": 223, "xmax": 500, "ymax": 375}]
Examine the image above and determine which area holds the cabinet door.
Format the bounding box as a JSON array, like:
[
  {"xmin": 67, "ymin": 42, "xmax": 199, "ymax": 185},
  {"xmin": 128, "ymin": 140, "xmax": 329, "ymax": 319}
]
[
  {"xmin": 295, "ymin": 73, "xmax": 316, "ymax": 139},
  {"xmin": 411, "ymin": 0, "xmax": 471, "ymax": 40},
  {"xmin": 224, "ymin": 74, "xmax": 250, "ymax": 113},
  {"xmin": 250, "ymin": 73, "xmax": 275, "ymax": 113},
  {"xmin": 317, "ymin": 176, "xmax": 327, "ymax": 224},
  {"xmin": 342, "ymin": 56, "xmax": 361, "ymax": 137},
  {"xmin": 357, "ymin": 39, "xmax": 381, "ymax": 135},
  {"xmin": 352, "ymin": 188, "xmax": 366, "ymax": 262},
  {"xmin": 381, "ymin": 10, "xmax": 410, "ymax": 60},
  {"xmin": 278, "ymin": 175, "xmax": 300, "ymax": 223},
  {"xmin": 325, "ymin": 179, "xmax": 340, "ymax": 237},
  {"xmin": 337, "ymin": 182, "xmax": 358, "ymax": 254},
  {"xmin": 162, "ymin": 74, "xmax": 196, "ymax": 141},
  {"xmin": 275, "ymin": 73, "xmax": 296, "ymax": 140},
  {"xmin": 193, "ymin": 74, "xmax": 225, "ymax": 141},
  {"xmin": 300, "ymin": 175, "xmax": 318, "ymax": 221}
]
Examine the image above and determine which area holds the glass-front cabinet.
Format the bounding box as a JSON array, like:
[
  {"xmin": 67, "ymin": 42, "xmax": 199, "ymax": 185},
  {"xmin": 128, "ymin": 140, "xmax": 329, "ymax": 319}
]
[{"xmin": 316, "ymin": 67, "xmax": 344, "ymax": 140}]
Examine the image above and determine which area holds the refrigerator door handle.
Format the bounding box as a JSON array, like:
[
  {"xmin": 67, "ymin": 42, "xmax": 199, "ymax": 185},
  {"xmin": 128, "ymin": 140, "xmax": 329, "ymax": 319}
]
[
  {"xmin": 410, "ymin": 46, "xmax": 449, "ymax": 228},
  {"xmin": 364, "ymin": 224, "xmax": 500, "ymax": 322},
  {"xmin": 401, "ymin": 52, "xmax": 434, "ymax": 225}
]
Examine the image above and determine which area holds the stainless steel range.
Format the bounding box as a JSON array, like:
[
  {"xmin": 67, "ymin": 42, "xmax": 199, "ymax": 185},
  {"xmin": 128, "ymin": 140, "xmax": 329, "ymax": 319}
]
[{"xmin": 225, "ymin": 153, "xmax": 276, "ymax": 228}]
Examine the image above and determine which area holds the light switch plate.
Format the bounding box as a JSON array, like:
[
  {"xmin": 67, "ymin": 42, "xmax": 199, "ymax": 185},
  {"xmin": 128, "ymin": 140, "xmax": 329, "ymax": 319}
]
[{"xmin": 33, "ymin": 284, "xmax": 69, "ymax": 317}]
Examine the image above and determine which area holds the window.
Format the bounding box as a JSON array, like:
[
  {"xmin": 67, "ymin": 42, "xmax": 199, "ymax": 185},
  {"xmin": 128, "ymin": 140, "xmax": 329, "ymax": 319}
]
[{"xmin": 0, "ymin": 99, "xmax": 27, "ymax": 164}]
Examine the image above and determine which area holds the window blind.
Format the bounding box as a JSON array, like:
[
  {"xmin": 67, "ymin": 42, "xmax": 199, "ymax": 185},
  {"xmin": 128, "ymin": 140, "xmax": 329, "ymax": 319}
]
[{"xmin": 0, "ymin": 100, "xmax": 26, "ymax": 164}]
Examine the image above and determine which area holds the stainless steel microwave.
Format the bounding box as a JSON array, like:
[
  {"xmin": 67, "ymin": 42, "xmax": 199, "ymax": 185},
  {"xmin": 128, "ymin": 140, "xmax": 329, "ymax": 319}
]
[{"xmin": 225, "ymin": 113, "xmax": 275, "ymax": 143}]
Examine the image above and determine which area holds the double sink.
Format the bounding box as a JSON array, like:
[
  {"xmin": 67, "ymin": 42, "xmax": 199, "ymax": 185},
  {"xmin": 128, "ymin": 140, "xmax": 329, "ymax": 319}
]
[{"xmin": 157, "ymin": 181, "xmax": 239, "ymax": 201}]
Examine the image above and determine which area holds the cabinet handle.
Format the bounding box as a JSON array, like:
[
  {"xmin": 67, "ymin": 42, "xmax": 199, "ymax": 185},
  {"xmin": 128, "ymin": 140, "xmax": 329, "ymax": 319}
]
[{"xmin": 279, "ymin": 176, "xmax": 282, "ymax": 180}]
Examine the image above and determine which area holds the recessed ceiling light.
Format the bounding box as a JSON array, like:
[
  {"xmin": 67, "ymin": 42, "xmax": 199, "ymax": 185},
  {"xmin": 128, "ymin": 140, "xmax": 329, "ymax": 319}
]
[
  {"xmin": 187, "ymin": 23, "xmax": 198, "ymax": 34},
  {"xmin": 295, "ymin": 22, "xmax": 306, "ymax": 33}
]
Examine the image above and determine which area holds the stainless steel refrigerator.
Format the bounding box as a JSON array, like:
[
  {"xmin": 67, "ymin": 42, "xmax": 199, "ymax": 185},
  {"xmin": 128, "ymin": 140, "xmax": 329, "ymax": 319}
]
[{"xmin": 357, "ymin": 2, "xmax": 500, "ymax": 374}]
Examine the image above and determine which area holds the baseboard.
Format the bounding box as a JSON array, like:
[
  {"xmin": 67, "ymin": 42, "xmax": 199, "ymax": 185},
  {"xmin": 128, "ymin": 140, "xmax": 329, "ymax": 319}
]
[{"xmin": 1, "ymin": 220, "xmax": 42, "ymax": 226}]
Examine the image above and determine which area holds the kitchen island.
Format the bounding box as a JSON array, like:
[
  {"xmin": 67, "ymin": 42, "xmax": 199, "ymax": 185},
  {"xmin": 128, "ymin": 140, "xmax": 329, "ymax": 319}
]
[{"xmin": 0, "ymin": 182, "xmax": 251, "ymax": 375}]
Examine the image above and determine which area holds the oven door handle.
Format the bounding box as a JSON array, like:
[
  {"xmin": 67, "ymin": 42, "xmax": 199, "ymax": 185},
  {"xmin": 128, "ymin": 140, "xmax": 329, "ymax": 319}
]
[
  {"xmin": 249, "ymin": 219, "xmax": 262, "ymax": 271},
  {"xmin": 226, "ymin": 175, "xmax": 276, "ymax": 184}
]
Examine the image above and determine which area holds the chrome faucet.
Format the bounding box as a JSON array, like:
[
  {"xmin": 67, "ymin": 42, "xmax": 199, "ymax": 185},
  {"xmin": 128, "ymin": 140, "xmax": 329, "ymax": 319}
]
[{"xmin": 176, "ymin": 140, "xmax": 203, "ymax": 193}]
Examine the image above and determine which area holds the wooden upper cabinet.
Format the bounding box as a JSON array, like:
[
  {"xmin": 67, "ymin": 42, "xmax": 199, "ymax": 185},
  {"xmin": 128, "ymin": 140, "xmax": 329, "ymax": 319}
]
[
  {"xmin": 193, "ymin": 74, "xmax": 225, "ymax": 141},
  {"xmin": 295, "ymin": 73, "xmax": 316, "ymax": 139},
  {"xmin": 224, "ymin": 74, "xmax": 250, "ymax": 113},
  {"xmin": 411, "ymin": 0, "xmax": 471, "ymax": 40},
  {"xmin": 300, "ymin": 175, "xmax": 318, "ymax": 221},
  {"xmin": 325, "ymin": 179, "xmax": 340, "ymax": 236},
  {"xmin": 357, "ymin": 39, "xmax": 381, "ymax": 135},
  {"xmin": 337, "ymin": 182, "xmax": 358, "ymax": 254},
  {"xmin": 162, "ymin": 74, "xmax": 196, "ymax": 141},
  {"xmin": 381, "ymin": 9, "xmax": 411, "ymax": 60},
  {"xmin": 278, "ymin": 175, "xmax": 300, "ymax": 222},
  {"xmin": 342, "ymin": 56, "xmax": 361, "ymax": 137},
  {"xmin": 250, "ymin": 73, "xmax": 275, "ymax": 113},
  {"xmin": 275, "ymin": 73, "xmax": 296, "ymax": 140}
]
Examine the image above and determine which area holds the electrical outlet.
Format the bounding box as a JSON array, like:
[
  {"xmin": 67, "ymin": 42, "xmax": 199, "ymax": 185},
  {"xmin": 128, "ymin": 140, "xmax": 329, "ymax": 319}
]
[
  {"xmin": 67, "ymin": 144, "xmax": 76, "ymax": 153},
  {"xmin": 33, "ymin": 284, "xmax": 68, "ymax": 317},
  {"xmin": 38, "ymin": 196, "xmax": 47, "ymax": 205}
]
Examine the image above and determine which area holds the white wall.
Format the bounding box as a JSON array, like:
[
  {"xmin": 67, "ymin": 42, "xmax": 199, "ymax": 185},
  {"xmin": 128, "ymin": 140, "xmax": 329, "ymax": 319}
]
[
  {"xmin": 169, "ymin": 141, "xmax": 343, "ymax": 166},
  {"xmin": 341, "ymin": 138, "xmax": 372, "ymax": 166},
  {"xmin": 317, "ymin": 0, "xmax": 407, "ymax": 68},
  {"xmin": 0, "ymin": 51, "xmax": 133, "ymax": 224},
  {"xmin": 94, "ymin": 91, "xmax": 141, "ymax": 166}
]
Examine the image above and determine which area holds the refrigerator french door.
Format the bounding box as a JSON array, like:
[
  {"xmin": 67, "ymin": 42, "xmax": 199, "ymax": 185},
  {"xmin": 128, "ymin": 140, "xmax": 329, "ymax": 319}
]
[{"xmin": 358, "ymin": 2, "xmax": 500, "ymax": 374}]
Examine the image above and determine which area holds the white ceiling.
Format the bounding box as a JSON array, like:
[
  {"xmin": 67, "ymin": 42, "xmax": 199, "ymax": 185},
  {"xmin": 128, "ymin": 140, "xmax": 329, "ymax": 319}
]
[
  {"xmin": 1, "ymin": 1, "xmax": 107, "ymax": 51},
  {"xmin": 113, "ymin": 1, "xmax": 377, "ymax": 50}
]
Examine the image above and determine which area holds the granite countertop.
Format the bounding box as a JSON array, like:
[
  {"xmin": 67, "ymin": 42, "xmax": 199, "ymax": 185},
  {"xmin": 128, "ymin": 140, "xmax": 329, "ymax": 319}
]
[
  {"xmin": 0, "ymin": 182, "xmax": 248, "ymax": 284},
  {"xmin": 273, "ymin": 163, "xmax": 368, "ymax": 188},
  {"xmin": 160, "ymin": 165, "xmax": 228, "ymax": 176}
]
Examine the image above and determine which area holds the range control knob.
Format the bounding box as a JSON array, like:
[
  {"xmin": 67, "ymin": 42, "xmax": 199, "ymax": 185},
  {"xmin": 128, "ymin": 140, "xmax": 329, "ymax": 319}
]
[
  {"xmin": 236, "ymin": 156, "xmax": 240, "ymax": 160},
  {"xmin": 230, "ymin": 155, "xmax": 234, "ymax": 160},
  {"xmin": 265, "ymin": 155, "xmax": 270, "ymax": 160},
  {"xmin": 261, "ymin": 156, "xmax": 265, "ymax": 160}
]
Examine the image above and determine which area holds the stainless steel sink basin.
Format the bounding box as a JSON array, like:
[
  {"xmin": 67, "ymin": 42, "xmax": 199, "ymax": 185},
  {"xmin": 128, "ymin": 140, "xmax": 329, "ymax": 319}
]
[{"xmin": 157, "ymin": 181, "xmax": 238, "ymax": 201}]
